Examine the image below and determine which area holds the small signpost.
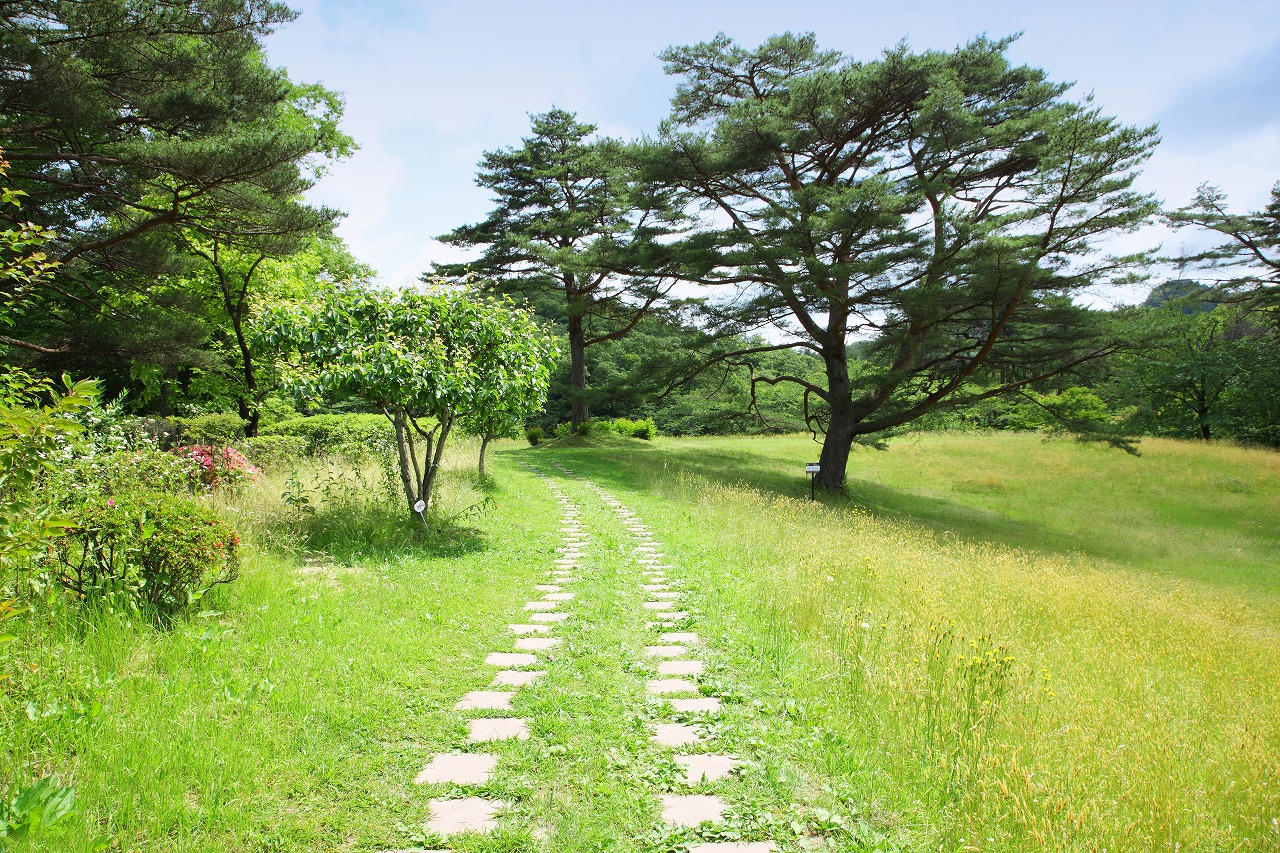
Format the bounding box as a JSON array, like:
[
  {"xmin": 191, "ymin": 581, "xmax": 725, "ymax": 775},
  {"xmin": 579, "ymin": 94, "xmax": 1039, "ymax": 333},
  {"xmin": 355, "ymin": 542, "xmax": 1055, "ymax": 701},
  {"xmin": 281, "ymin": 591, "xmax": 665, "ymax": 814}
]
[{"xmin": 805, "ymin": 462, "xmax": 820, "ymax": 500}]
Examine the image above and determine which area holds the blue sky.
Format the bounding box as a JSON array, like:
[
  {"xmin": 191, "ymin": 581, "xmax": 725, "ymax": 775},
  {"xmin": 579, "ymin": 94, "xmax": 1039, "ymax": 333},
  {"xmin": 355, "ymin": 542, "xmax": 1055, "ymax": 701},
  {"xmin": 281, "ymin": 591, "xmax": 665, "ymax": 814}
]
[{"xmin": 264, "ymin": 0, "xmax": 1280, "ymax": 301}]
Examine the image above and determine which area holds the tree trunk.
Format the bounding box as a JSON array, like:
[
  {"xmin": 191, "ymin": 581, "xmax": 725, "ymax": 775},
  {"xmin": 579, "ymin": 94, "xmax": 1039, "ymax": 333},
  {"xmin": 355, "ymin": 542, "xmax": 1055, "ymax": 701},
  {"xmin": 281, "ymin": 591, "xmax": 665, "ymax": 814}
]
[
  {"xmin": 390, "ymin": 410, "xmax": 418, "ymax": 511},
  {"xmin": 567, "ymin": 312, "xmax": 589, "ymax": 429},
  {"xmin": 816, "ymin": 353, "xmax": 857, "ymax": 492},
  {"xmin": 478, "ymin": 431, "xmax": 493, "ymax": 476}
]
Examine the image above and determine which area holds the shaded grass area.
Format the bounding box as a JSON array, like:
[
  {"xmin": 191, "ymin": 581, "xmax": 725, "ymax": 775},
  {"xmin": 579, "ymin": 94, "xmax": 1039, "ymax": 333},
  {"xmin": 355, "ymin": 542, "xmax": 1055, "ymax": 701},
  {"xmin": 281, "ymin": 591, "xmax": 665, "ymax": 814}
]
[{"xmin": 518, "ymin": 432, "xmax": 1280, "ymax": 851}]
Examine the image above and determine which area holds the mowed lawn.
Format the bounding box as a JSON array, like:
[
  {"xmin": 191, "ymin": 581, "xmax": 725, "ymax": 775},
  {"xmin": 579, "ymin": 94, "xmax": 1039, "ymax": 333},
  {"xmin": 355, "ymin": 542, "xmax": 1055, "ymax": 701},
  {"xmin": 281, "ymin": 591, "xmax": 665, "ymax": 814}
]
[{"xmin": 532, "ymin": 431, "xmax": 1280, "ymax": 851}]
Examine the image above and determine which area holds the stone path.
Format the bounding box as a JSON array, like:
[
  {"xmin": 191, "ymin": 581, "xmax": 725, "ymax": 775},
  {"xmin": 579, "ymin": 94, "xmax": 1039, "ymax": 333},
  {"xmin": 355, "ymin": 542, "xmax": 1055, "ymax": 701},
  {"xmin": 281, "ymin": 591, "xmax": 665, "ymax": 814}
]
[
  {"xmin": 393, "ymin": 460, "xmax": 780, "ymax": 851},
  {"xmin": 402, "ymin": 474, "xmax": 586, "ymax": 847}
]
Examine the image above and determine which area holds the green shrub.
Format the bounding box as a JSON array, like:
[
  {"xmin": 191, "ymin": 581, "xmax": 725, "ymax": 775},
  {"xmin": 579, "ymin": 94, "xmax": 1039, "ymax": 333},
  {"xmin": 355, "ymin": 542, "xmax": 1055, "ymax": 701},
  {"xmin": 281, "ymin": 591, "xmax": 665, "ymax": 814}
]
[
  {"xmin": 53, "ymin": 448, "xmax": 197, "ymax": 502},
  {"xmin": 629, "ymin": 417, "xmax": 656, "ymax": 440},
  {"xmin": 172, "ymin": 413, "xmax": 245, "ymax": 444},
  {"xmin": 608, "ymin": 416, "xmax": 657, "ymax": 440},
  {"xmin": 553, "ymin": 422, "xmax": 574, "ymax": 439},
  {"xmin": 53, "ymin": 490, "xmax": 239, "ymax": 617},
  {"xmin": 261, "ymin": 413, "xmax": 393, "ymax": 455},
  {"xmin": 525, "ymin": 426, "xmax": 545, "ymax": 446},
  {"xmin": 239, "ymin": 435, "xmax": 308, "ymax": 471}
]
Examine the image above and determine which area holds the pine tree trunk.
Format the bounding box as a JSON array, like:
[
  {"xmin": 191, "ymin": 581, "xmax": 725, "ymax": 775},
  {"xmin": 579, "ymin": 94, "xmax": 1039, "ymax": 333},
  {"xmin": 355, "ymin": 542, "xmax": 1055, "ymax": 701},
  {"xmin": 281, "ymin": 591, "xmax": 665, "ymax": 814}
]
[
  {"xmin": 568, "ymin": 313, "xmax": 589, "ymax": 429},
  {"xmin": 816, "ymin": 353, "xmax": 856, "ymax": 492}
]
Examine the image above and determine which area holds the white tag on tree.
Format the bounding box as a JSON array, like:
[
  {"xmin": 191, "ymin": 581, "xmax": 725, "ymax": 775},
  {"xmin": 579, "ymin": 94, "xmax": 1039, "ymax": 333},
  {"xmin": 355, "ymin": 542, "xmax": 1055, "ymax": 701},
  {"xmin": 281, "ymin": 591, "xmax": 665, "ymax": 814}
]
[{"xmin": 413, "ymin": 499, "xmax": 426, "ymax": 513}]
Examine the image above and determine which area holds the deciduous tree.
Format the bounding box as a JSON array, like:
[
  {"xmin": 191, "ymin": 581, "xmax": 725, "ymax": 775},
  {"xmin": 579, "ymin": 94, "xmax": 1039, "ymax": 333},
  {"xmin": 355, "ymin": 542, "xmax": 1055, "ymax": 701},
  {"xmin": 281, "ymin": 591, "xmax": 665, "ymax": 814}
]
[{"xmin": 259, "ymin": 282, "xmax": 558, "ymax": 524}]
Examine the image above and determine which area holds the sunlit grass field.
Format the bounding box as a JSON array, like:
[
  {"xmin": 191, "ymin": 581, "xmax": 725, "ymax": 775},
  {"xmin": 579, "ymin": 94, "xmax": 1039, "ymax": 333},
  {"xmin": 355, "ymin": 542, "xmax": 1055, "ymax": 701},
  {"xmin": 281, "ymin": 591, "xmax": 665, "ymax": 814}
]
[
  {"xmin": 5, "ymin": 431, "xmax": 1277, "ymax": 851},
  {"xmin": 540, "ymin": 431, "xmax": 1280, "ymax": 851}
]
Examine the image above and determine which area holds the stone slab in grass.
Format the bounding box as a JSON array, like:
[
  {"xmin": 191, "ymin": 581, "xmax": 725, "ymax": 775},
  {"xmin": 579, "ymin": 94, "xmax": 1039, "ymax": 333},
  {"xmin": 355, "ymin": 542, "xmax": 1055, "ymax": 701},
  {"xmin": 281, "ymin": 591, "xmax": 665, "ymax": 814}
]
[
  {"xmin": 647, "ymin": 678, "xmax": 698, "ymax": 695},
  {"xmin": 414, "ymin": 753, "xmax": 499, "ymax": 785},
  {"xmin": 671, "ymin": 697, "xmax": 722, "ymax": 714},
  {"xmin": 426, "ymin": 796, "xmax": 509, "ymax": 835},
  {"xmin": 642, "ymin": 584, "xmax": 669, "ymax": 592},
  {"xmin": 659, "ymin": 660, "xmax": 704, "ymax": 676},
  {"xmin": 491, "ymin": 670, "xmax": 544, "ymax": 687},
  {"xmin": 687, "ymin": 843, "xmax": 775, "ymax": 853},
  {"xmin": 674, "ymin": 753, "xmax": 741, "ymax": 785},
  {"xmin": 659, "ymin": 611, "xmax": 690, "ymax": 621},
  {"xmin": 651, "ymin": 722, "xmax": 702, "ymax": 746},
  {"xmin": 509, "ymin": 624, "xmax": 550, "ymax": 635},
  {"xmin": 514, "ymin": 637, "xmax": 561, "ymax": 651},
  {"xmin": 485, "ymin": 652, "xmax": 539, "ymax": 667},
  {"xmin": 651, "ymin": 591, "xmax": 682, "ymax": 600},
  {"xmin": 643, "ymin": 601, "xmax": 674, "ymax": 611},
  {"xmin": 659, "ymin": 793, "xmax": 726, "ymax": 828},
  {"xmin": 530, "ymin": 612, "xmax": 569, "ymax": 623},
  {"xmin": 544, "ymin": 592, "xmax": 575, "ymax": 601},
  {"xmin": 534, "ymin": 584, "xmax": 563, "ymax": 593},
  {"xmin": 524, "ymin": 601, "xmax": 559, "ymax": 611},
  {"xmin": 644, "ymin": 645, "xmax": 687, "ymax": 658},
  {"xmin": 467, "ymin": 718, "xmax": 529, "ymax": 742},
  {"xmin": 455, "ymin": 691, "xmax": 515, "ymax": 711},
  {"xmin": 660, "ymin": 631, "xmax": 699, "ymax": 644}
]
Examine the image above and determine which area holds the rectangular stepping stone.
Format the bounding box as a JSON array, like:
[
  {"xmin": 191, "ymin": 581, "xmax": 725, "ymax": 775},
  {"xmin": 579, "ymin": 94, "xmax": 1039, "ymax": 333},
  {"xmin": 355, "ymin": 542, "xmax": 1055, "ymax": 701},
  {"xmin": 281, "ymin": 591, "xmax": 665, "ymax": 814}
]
[
  {"xmin": 524, "ymin": 601, "xmax": 559, "ymax": 611},
  {"xmin": 661, "ymin": 632, "xmax": 699, "ymax": 644},
  {"xmin": 544, "ymin": 592, "xmax": 575, "ymax": 601},
  {"xmin": 647, "ymin": 678, "xmax": 698, "ymax": 695},
  {"xmin": 643, "ymin": 601, "xmax": 674, "ymax": 610},
  {"xmin": 426, "ymin": 796, "xmax": 509, "ymax": 835},
  {"xmin": 467, "ymin": 717, "xmax": 529, "ymax": 742},
  {"xmin": 660, "ymin": 611, "xmax": 690, "ymax": 620},
  {"xmin": 675, "ymin": 753, "xmax": 741, "ymax": 785},
  {"xmin": 671, "ymin": 697, "xmax": 722, "ymax": 714},
  {"xmin": 535, "ymin": 583, "xmax": 563, "ymax": 591},
  {"xmin": 688, "ymin": 844, "xmax": 775, "ymax": 853},
  {"xmin": 514, "ymin": 636, "xmax": 561, "ymax": 651},
  {"xmin": 642, "ymin": 584, "xmax": 669, "ymax": 592},
  {"xmin": 530, "ymin": 612, "xmax": 569, "ymax": 623},
  {"xmin": 485, "ymin": 652, "xmax": 539, "ymax": 667},
  {"xmin": 659, "ymin": 659, "xmax": 704, "ymax": 676},
  {"xmin": 415, "ymin": 752, "xmax": 499, "ymax": 785},
  {"xmin": 509, "ymin": 624, "xmax": 550, "ymax": 635},
  {"xmin": 455, "ymin": 690, "xmax": 515, "ymax": 711},
  {"xmin": 644, "ymin": 645, "xmax": 687, "ymax": 658},
  {"xmin": 491, "ymin": 669, "xmax": 544, "ymax": 687},
  {"xmin": 651, "ymin": 722, "xmax": 702, "ymax": 746},
  {"xmin": 651, "ymin": 591, "xmax": 682, "ymax": 600},
  {"xmin": 660, "ymin": 793, "xmax": 726, "ymax": 828}
]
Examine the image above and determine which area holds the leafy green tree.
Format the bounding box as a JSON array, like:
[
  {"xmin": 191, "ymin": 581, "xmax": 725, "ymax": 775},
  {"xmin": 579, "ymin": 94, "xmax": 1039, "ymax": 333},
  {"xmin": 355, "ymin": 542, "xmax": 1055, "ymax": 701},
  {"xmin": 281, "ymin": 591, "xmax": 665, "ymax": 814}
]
[
  {"xmin": 259, "ymin": 282, "xmax": 558, "ymax": 524},
  {"xmin": 438, "ymin": 109, "xmax": 685, "ymax": 429},
  {"xmin": 0, "ymin": 0, "xmax": 352, "ymax": 363},
  {"xmin": 646, "ymin": 33, "xmax": 1159, "ymax": 490},
  {"xmin": 1108, "ymin": 293, "xmax": 1279, "ymax": 443}
]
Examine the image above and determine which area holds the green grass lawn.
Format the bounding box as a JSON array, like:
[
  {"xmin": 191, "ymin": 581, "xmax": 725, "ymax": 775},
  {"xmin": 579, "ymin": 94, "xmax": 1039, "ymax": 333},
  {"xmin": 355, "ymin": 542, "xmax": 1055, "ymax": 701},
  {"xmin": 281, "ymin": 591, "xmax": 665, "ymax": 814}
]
[
  {"xmin": 532, "ymin": 431, "xmax": 1280, "ymax": 851},
  {"xmin": 5, "ymin": 431, "xmax": 1278, "ymax": 851}
]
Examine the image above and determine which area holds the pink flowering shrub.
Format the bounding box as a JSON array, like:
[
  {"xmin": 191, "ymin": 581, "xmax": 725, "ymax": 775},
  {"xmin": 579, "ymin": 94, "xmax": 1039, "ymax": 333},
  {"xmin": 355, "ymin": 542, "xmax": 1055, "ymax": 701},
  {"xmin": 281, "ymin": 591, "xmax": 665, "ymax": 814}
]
[{"xmin": 171, "ymin": 445, "xmax": 258, "ymax": 488}]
